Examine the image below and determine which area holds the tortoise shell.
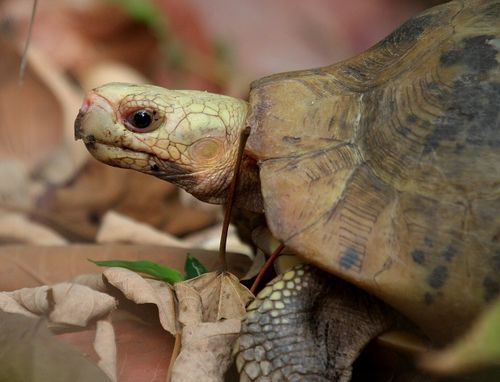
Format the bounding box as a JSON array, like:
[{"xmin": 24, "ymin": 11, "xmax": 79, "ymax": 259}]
[{"xmin": 245, "ymin": 0, "xmax": 500, "ymax": 341}]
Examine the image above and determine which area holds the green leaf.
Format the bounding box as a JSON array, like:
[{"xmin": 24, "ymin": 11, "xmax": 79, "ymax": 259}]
[
  {"xmin": 90, "ymin": 259, "xmax": 183, "ymax": 284},
  {"xmin": 184, "ymin": 254, "xmax": 208, "ymax": 280}
]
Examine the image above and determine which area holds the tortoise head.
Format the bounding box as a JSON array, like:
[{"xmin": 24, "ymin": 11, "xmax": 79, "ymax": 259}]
[{"xmin": 75, "ymin": 83, "xmax": 253, "ymax": 205}]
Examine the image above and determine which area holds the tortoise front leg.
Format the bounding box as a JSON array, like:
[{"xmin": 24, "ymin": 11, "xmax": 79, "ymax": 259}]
[{"xmin": 235, "ymin": 264, "xmax": 396, "ymax": 382}]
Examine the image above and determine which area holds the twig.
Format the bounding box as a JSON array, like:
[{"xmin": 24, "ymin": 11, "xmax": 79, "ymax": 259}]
[
  {"xmin": 250, "ymin": 243, "xmax": 285, "ymax": 294},
  {"xmin": 19, "ymin": 0, "xmax": 39, "ymax": 84},
  {"xmin": 218, "ymin": 126, "xmax": 251, "ymax": 271}
]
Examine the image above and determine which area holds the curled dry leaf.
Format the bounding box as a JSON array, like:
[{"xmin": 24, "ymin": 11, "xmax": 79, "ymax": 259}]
[
  {"xmin": 94, "ymin": 318, "xmax": 117, "ymax": 382},
  {"xmin": 72, "ymin": 273, "xmax": 108, "ymax": 292},
  {"xmin": 49, "ymin": 283, "xmax": 117, "ymax": 327},
  {"xmin": 171, "ymin": 319, "xmax": 241, "ymax": 382},
  {"xmin": 3, "ymin": 283, "xmax": 116, "ymax": 327},
  {"xmin": 0, "ymin": 293, "xmax": 37, "ymax": 317},
  {"xmin": 5, "ymin": 285, "xmax": 50, "ymax": 315},
  {"xmin": 103, "ymin": 267, "xmax": 178, "ymax": 335}
]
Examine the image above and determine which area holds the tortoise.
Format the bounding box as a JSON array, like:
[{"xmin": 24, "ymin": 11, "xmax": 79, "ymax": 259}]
[{"xmin": 75, "ymin": 0, "xmax": 500, "ymax": 379}]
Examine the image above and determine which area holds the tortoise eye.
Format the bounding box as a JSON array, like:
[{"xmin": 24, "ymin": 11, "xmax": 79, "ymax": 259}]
[{"xmin": 124, "ymin": 109, "xmax": 161, "ymax": 132}]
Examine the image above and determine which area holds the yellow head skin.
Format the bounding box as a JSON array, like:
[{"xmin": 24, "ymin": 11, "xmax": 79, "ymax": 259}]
[{"xmin": 75, "ymin": 83, "xmax": 250, "ymax": 204}]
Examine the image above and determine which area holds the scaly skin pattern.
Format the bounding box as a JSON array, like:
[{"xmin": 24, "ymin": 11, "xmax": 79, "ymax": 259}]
[
  {"xmin": 75, "ymin": 83, "xmax": 249, "ymax": 204},
  {"xmin": 236, "ymin": 264, "xmax": 395, "ymax": 382}
]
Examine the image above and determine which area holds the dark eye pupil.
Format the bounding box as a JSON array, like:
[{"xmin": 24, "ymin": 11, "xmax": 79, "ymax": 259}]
[{"xmin": 132, "ymin": 110, "xmax": 152, "ymax": 129}]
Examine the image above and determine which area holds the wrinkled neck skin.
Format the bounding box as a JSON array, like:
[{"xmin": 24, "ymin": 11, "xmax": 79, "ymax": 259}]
[{"xmin": 159, "ymin": 150, "xmax": 264, "ymax": 213}]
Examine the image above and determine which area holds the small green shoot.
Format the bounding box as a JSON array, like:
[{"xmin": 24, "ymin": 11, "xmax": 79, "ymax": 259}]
[
  {"xmin": 90, "ymin": 254, "xmax": 208, "ymax": 284},
  {"xmin": 184, "ymin": 254, "xmax": 208, "ymax": 280},
  {"xmin": 90, "ymin": 259, "xmax": 183, "ymax": 284}
]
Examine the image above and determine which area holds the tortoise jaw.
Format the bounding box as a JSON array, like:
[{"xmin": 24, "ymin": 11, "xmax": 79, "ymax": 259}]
[{"xmin": 74, "ymin": 110, "xmax": 86, "ymax": 140}]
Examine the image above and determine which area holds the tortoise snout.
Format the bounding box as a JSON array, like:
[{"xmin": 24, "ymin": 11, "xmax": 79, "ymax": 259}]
[{"xmin": 74, "ymin": 110, "xmax": 85, "ymax": 140}]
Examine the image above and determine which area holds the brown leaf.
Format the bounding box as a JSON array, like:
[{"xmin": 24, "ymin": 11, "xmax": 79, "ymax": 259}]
[
  {"xmin": 0, "ymin": 38, "xmax": 63, "ymax": 171},
  {"xmin": 0, "ymin": 212, "xmax": 67, "ymax": 245},
  {"xmin": 96, "ymin": 211, "xmax": 189, "ymax": 247},
  {"xmin": 56, "ymin": 310, "xmax": 174, "ymax": 382},
  {"xmin": 0, "ymin": 293, "xmax": 37, "ymax": 317},
  {"xmin": 0, "ymin": 311, "xmax": 112, "ymax": 382},
  {"xmin": 103, "ymin": 268, "xmax": 178, "ymax": 335},
  {"xmin": 49, "ymin": 283, "xmax": 117, "ymax": 327},
  {"xmin": 172, "ymin": 272, "xmax": 253, "ymax": 381},
  {"xmin": 171, "ymin": 319, "xmax": 241, "ymax": 382},
  {"xmin": 94, "ymin": 318, "xmax": 117, "ymax": 382},
  {"xmin": 177, "ymin": 271, "xmax": 253, "ymax": 322},
  {"xmin": 3, "ymin": 283, "xmax": 117, "ymax": 327},
  {"xmin": 4, "ymin": 285, "xmax": 50, "ymax": 315}
]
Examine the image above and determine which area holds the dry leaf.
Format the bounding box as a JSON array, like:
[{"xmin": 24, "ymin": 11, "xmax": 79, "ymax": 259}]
[
  {"xmin": 55, "ymin": 310, "xmax": 175, "ymax": 382},
  {"xmin": 72, "ymin": 273, "xmax": 108, "ymax": 292},
  {"xmin": 103, "ymin": 267, "xmax": 177, "ymax": 335},
  {"xmin": 0, "ymin": 38, "xmax": 64, "ymax": 171},
  {"xmin": 49, "ymin": 283, "xmax": 117, "ymax": 327},
  {"xmin": 183, "ymin": 271, "xmax": 253, "ymax": 322},
  {"xmin": 96, "ymin": 210, "xmax": 189, "ymax": 248},
  {"xmin": 94, "ymin": 318, "xmax": 117, "ymax": 382},
  {"xmin": 5, "ymin": 285, "xmax": 50, "ymax": 314},
  {"xmin": 174, "ymin": 280, "xmax": 205, "ymax": 326},
  {"xmin": 172, "ymin": 272, "xmax": 254, "ymax": 382},
  {"xmin": 3, "ymin": 283, "xmax": 117, "ymax": 327},
  {"xmin": 0, "ymin": 311, "xmax": 112, "ymax": 382},
  {"xmin": 0, "ymin": 293, "xmax": 37, "ymax": 317},
  {"xmin": 0, "ymin": 212, "xmax": 67, "ymax": 245},
  {"xmin": 171, "ymin": 319, "xmax": 241, "ymax": 382}
]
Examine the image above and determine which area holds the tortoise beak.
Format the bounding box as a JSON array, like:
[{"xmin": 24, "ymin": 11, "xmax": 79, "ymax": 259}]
[
  {"xmin": 74, "ymin": 110, "xmax": 85, "ymax": 140},
  {"xmin": 74, "ymin": 90, "xmax": 114, "ymax": 141}
]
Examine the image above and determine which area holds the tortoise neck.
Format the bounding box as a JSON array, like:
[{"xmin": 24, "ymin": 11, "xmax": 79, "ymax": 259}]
[{"xmin": 234, "ymin": 153, "xmax": 264, "ymax": 213}]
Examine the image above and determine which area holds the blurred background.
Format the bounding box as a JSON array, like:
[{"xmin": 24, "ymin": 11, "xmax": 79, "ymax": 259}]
[{"xmin": 0, "ymin": 0, "xmax": 446, "ymax": 246}]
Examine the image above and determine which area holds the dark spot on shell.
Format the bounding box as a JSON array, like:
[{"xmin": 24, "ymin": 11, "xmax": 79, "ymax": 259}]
[
  {"xmin": 483, "ymin": 277, "xmax": 500, "ymax": 302},
  {"xmin": 151, "ymin": 164, "xmax": 160, "ymax": 172},
  {"xmin": 406, "ymin": 114, "xmax": 418, "ymax": 124},
  {"xmin": 442, "ymin": 245, "xmax": 457, "ymax": 262},
  {"xmin": 282, "ymin": 136, "xmax": 301, "ymax": 144},
  {"xmin": 423, "ymin": 80, "xmax": 500, "ymax": 153},
  {"xmin": 411, "ymin": 249, "xmax": 426, "ymax": 265},
  {"xmin": 424, "ymin": 292, "xmax": 434, "ymax": 305},
  {"xmin": 427, "ymin": 265, "xmax": 448, "ymax": 289},
  {"xmin": 339, "ymin": 248, "xmax": 361, "ymax": 271},
  {"xmin": 454, "ymin": 143, "xmax": 466, "ymax": 153},
  {"xmin": 440, "ymin": 35, "xmax": 498, "ymax": 74},
  {"xmin": 397, "ymin": 125, "xmax": 412, "ymax": 137},
  {"xmin": 424, "ymin": 237, "xmax": 433, "ymax": 247},
  {"xmin": 379, "ymin": 14, "xmax": 435, "ymax": 49}
]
